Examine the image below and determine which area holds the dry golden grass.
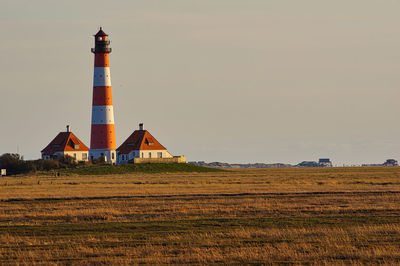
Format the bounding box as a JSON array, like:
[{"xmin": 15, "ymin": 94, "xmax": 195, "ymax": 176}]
[
  {"xmin": 0, "ymin": 167, "xmax": 400, "ymax": 264},
  {"xmin": 1, "ymin": 167, "xmax": 399, "ymax": 200}
]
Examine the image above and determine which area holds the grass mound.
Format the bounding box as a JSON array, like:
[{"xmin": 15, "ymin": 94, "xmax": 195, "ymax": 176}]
[{"xmin": 57, "ymin": 163, "xmax": 223, "ymax": 175}]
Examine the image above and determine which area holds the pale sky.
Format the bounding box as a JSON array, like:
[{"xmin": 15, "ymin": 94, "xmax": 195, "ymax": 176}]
[{"xmin": 1, "ymin": 0, "xmax": 400, "ymax": 165}]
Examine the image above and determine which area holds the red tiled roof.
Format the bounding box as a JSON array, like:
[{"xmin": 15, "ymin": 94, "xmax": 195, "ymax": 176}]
[
  {"xmin": 41, "ymin": 132, "xmax": 89, "ymax": 156},
  {"xmin": 117, "ymin": 130, "xmax": 167, "ymax": 155}
]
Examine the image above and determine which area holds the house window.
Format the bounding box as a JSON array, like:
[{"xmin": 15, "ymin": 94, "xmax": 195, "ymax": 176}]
[
  {"xmin": 141, "ymin": 152, "xmax": 144, "ymax": 158},
  {"xmin": 145, "ymin": 138, "xmax": 154, "ymax": 145},
  {"xmin": 73, "ymin": 153, "xmax": 77, "ymax": 159},
  {"xmin": 74, "ymin": 144, "xmax": 80, "ymax": 149},
  {"xmin": 112, "ymin": 153, "xmax": 115, "ymax": 160},
  {"xmin": 158, "ymin": 152, "xmax": 162, "ymax": 158},
  {"xmin": 149, "ymin": 152, "xmax": 152, "ymax": 158},
  {"xmin": 82, "ymin": 153, "xmax": 87, "ymax": 160}
]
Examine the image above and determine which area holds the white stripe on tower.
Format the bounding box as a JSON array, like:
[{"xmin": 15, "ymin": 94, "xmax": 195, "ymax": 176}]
[
  {"xmin": 93, "ymin": 67, "xmax": 111, "ymax": 87},
  {"xmin": 91, "ymin": 106, "xmax": 115, "ymax": 124}
]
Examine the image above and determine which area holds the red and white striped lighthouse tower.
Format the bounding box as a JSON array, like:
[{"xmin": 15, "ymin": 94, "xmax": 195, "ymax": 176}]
[{"xmin": 89, "ymin": 27, "xmax": 117, "ymax": 163}]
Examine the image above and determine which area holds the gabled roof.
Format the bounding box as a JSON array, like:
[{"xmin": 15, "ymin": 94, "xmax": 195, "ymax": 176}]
[
  {"xmin": 41, "ymin": 132, "xmax": 89, "ymax": 156},
  {"xmin": 117, "ymin": 130, "xmax": 167, "ymax": 155},
  {"xmin": 95, "ymin": 27, "xmax": 108, "ymax": 37}
]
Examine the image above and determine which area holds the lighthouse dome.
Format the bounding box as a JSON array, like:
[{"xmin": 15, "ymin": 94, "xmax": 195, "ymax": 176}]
[{"xmin": 95, "ymin": 27, "xmax": 108, "ymax": 37}]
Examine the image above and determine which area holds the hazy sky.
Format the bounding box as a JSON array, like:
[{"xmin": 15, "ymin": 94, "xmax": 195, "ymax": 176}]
[{"xmin": 1, "ymin": 0, "xmax": 400, "ymax": 165}]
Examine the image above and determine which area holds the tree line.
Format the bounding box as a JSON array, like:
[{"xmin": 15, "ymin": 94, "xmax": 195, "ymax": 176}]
[{"xmin": 0, "ymin": 153, "xmax": 104, "ymax": 176}]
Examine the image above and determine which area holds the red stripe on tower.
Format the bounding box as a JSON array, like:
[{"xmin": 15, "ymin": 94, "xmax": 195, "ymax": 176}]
[{"xmin": 89, "ymin": 27, "xmax": 117, "ymax": 164}]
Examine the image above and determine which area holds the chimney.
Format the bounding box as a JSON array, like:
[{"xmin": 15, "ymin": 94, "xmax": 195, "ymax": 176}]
[
  {"xmin": 66, "ymin": 125, "xmax": 70, "ymax": 132},
  {"xmin": 139, "ymin": 123, "xmax": 143, "ymax": 131}
]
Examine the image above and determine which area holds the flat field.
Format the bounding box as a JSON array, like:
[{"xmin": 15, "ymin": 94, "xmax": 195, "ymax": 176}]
[{"xmin": 1, "ymin": 167, "xmax": 400, "ymax": 264}]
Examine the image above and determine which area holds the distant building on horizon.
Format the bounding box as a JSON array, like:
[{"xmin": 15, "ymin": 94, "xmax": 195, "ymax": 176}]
[
  {"xmin": 297, "ymin": 161, "xmax": 320, "ymax": 167},
  {"xmin": 319, "ymin": 158, "xmax": 333, "ymax": 167},
  {"xmin": 41, "ymin": 126, "xmax": 89, "ymax": 162},
  {"xmin": 297, "ymin": 158, "xmax": 333, "ymax": 167},
  {"xmin": 362, "ymin": 159, "xmax": 398, "ymax": 167},
  {"xmin": 383, "ymin": 159, "xmax": 398, "ymax": 166}
]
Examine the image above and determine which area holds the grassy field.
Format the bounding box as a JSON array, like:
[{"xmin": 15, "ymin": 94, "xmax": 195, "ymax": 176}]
[
  {"xmin": 55, "ymin": 163, "xmax": 223, "ymax": 175},
  {"xmin": 1, "ymin": 167, "xmax": 400, "ymax": 264}
]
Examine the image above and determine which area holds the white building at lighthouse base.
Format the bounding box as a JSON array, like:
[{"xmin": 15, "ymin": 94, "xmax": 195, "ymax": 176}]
[{"xmin": 89, "ymin": 149, "xmax": 116, "ymax": 164}]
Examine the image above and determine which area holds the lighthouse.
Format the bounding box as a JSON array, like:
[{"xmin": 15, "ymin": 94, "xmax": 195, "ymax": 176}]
[{"xmin": 89, "ymin": 27, "xmax": 117, "ymax": 163}]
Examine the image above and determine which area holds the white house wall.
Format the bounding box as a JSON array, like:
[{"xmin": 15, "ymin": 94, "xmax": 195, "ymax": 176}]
[
  {"xmin": 139, "ymin": 150, "xmax": 173, "ymax": 159},
  {"xmin": 41, "ymin": 151, "xmax": 89, "ymax": 162},
  {"xmin": 63, "ymin": 151, "xmax": 89, "ymax": 162},
  {"xmin": 117, "ymin": 149, "xmax": 173, "ymax": 164}
]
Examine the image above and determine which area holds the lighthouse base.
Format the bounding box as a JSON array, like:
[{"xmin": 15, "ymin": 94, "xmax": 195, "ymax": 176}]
[{"xmin": 89, "ymin": 149, "xmax": 116, "ymax": 164}]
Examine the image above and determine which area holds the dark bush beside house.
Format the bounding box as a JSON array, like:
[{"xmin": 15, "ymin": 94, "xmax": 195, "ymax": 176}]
[
  {"xmin": 0, "ymin": 153, "xmax": 34, "ymax": 175},
  {"xmin": 33, "ymin": 159, "xmax": 63, "ymax": 171},
  {"xmin": 33, "ymin": 155, "xmax": 81, "ymax": 170},
  {"xmin": 58, "ymin": 155, "xmax": 78, "ymax": 167},
  {"xmin": 91, "ymin": 155, "xmax": 106, "ymax": 165},
  {"xmin": 0, "ymin": 153, "xmax": 87, "ymax": 175}
]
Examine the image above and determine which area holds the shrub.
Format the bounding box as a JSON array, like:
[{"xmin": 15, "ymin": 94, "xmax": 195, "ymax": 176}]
[
  {"xmin": 33, "ymin": 159, "xmax": 62, "ymax": 171},
  {"xmin": 91, "ymin": 155, "xmax": 106, "ymax": 165},
  {"xmin": 58, "ymin": 155, "xmax": 78, "ymax": 168},
  {"xmin": 0, "ymin": 153, "xmax": 35, "ymax": 175}
]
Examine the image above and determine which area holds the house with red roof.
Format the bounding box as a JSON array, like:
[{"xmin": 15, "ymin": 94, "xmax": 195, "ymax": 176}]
[
  {"xmin": 41, "ymin": 126, "xmax": 89, "ymax": 162},
  {"xmin": 117, "ymin": 123, "xmax": 185, "ymax": 164}
]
